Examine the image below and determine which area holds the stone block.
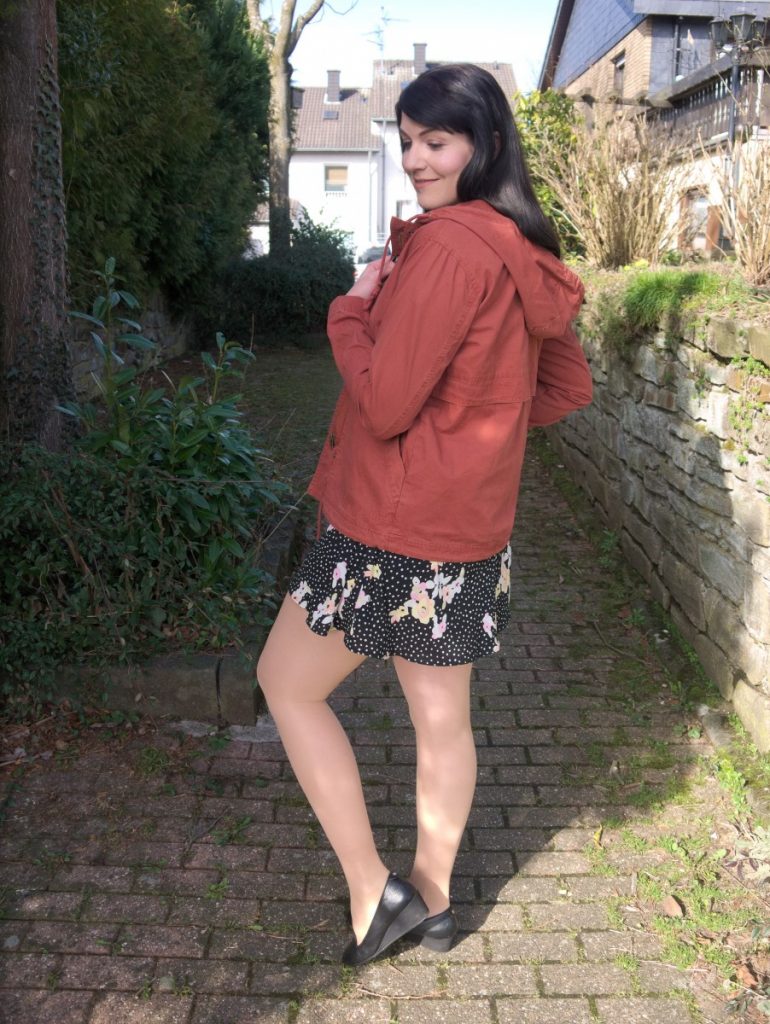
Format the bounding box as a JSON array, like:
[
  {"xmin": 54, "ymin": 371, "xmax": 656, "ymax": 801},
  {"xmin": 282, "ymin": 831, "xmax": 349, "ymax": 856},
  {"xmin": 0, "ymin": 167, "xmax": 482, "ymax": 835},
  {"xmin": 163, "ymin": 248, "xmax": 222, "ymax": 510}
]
[
  {"xmin": 683, "ymin": 474, "xmax": 734, "ymax": 517},
  {"xmin": 660, "ymin": 551, "xmax": 706, "ymax": 630},
  {"xmin": 634, "ymin": 346, "xmax": 668, "ymax": 385},
  {"xmin": 620, "ymin": 531, "xmax": 653, "ymax": 581},
  {"xmin": 98, "ymin": 656, "xmax": 221, "ymax": 722},
  {"xmin": 733, "ymin": 481, "xmax": 770, "ymax": 546},
  {"xmin": 748, "ymin": 324, "xmax": 770, "ymax": 366},
  {"xmin": 744, "ymin": 574, "xmax": 770, "ymax": 643},
  {"xmin": 648, "ymin": 569, "xmax": 671, "ymax": 610},
  {"xmin": 706, "ymin": 391, "xmax": 731, "ymax": 439},
  {"xmin": 733, "ymin": 679, "xmax": 770, "ymax": 752},
  {"xmin": 692, "ymin": 632, "xmax": 734, "ymax": 699},
  {"xmin": 698, "ymin": 542, "xmax": 746, "ymax": 606},
  {"xmin": 708, "ymin": 319, "xmax": 747, "ymax": 359},
  {"xmin": 642, "ymin": 383, "xmax": 677, "ymax": 411},
  {"xmin": 622, "ymin": 507, "xmax": 662, "ymax": 564}
]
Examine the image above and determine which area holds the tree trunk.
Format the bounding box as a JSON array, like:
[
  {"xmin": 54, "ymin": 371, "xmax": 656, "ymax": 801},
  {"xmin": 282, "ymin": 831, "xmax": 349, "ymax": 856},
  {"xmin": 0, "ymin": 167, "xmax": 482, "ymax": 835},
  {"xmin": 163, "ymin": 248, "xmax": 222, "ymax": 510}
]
[
  {"xmin": 246, "ymin": 0, "xmax": 326, "ymax": 258},
  {"xmin": 267, "ymin": 45, "xmax": 293, "ymax": 259},
  {"xmin": 0, "ymin": 0, "xmax": 73, "ymax": 450}
]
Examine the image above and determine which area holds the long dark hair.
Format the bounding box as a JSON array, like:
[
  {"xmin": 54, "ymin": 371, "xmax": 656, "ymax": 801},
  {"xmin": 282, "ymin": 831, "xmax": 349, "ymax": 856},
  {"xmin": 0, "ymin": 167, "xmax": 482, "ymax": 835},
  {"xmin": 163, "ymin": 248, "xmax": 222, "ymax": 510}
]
[{"xmin": 395, "ymin": 63, "xmax": 560, "ymax": 258}]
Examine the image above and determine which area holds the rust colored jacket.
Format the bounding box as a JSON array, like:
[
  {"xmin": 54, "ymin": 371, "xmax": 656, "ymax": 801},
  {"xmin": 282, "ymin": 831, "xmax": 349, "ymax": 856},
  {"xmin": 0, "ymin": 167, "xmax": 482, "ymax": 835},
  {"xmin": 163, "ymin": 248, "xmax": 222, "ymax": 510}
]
[{"xmin": 308, "ymin": 200, "xmax": 592, "ymax": 561}]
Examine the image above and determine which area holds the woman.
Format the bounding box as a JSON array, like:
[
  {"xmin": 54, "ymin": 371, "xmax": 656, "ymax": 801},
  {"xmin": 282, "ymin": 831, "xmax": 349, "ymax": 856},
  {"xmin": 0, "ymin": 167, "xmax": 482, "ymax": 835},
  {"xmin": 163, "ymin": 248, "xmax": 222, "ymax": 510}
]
[{"xmin": 257, "ymin": 63, "xmax": 592, "ymax": 967}]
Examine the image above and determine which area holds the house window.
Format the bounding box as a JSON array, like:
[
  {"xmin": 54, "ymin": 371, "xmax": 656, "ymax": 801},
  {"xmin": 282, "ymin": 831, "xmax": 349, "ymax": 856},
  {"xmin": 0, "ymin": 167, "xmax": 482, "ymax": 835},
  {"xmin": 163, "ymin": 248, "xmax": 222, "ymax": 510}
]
[
  {"xmin": 612, "ymin": 52, "xmax": 625, "ymax": 97},
  {"xmin": 324, "ymin": 165, "xmax": 348, "ymax": 192}
]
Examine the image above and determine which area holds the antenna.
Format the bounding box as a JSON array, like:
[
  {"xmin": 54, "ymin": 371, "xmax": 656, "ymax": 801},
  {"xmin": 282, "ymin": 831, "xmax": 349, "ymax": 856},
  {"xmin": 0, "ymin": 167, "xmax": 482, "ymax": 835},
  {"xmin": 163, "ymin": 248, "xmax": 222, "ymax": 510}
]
[{"xmin": 364, "ymin": 4, "xmax": 408, "ymax": 76}]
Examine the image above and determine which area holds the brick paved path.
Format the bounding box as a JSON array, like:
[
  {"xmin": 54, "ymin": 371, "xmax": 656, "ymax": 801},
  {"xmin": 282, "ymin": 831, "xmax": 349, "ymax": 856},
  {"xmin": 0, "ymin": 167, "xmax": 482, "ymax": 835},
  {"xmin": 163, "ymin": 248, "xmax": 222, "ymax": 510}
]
[{"xmin": 0, "ymin": 449, "xmax": 721, "ymax": 1023}]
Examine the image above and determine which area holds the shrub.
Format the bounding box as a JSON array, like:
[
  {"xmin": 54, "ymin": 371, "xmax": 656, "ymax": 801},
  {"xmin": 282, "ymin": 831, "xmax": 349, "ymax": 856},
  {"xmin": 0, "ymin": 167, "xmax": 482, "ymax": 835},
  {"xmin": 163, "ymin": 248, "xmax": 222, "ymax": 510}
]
[
  {"xmin": 58, "ymin": 0, "xmax": 269, "ymax": 307},
  {"xmin": 219, "ymin": 219, "xmax": 355, "ymax": 340},
  {"xmin": 528, "ymin": 110, "xmax": 686, "ymax": 268},
  {"xmin": 514, "ymin": 89, "xmax": 582, "ymax": 257},
  {"xmin": 0, "ymin": 262, "xmax": 287, "ymax": 718},
  {"xmin": 706, "ymin": 138, "xmax": 770, "ymax": 287}
]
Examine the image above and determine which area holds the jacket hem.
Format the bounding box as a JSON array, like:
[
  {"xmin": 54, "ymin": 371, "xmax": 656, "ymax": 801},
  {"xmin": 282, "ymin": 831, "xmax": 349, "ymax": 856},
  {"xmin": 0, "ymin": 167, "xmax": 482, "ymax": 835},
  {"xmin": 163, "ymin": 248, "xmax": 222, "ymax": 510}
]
[{"xmin": 313, "ymin": 498, "xmax": 511, "ymax": 564}]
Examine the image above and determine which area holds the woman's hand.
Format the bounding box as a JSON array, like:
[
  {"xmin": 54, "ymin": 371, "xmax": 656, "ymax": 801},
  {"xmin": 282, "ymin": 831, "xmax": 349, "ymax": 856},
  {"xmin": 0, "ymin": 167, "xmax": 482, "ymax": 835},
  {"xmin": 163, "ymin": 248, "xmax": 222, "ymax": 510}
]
[{"xmin": 347, "ymin": 254, "xmax": 395, "ymax": 300}]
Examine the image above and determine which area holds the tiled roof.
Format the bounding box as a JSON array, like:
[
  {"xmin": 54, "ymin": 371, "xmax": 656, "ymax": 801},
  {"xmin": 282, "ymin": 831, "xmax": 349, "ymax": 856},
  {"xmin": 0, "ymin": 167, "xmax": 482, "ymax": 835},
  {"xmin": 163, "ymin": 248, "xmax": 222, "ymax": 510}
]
[
  {"xmin": 294, "ymin": 58, "xmax": 518, "ymax": 150},
  {"xmin": 294, "ymin": 87, "xmax": 374, "ymax": 151},
  {"xmin": 370, "ymin": 61, "xmax": 518, "ymax": 120}
]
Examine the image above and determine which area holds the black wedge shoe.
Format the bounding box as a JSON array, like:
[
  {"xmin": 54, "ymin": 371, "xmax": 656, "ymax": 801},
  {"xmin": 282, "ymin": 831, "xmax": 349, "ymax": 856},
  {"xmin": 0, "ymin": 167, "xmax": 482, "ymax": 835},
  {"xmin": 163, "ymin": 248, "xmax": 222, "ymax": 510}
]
[
  {"xmin": 408, "ymin": 907, "xmax": 458, "ymax": 952},
  {"xmin": 342, "ymin": 873, "xmax": 428, "ymax": 967}
]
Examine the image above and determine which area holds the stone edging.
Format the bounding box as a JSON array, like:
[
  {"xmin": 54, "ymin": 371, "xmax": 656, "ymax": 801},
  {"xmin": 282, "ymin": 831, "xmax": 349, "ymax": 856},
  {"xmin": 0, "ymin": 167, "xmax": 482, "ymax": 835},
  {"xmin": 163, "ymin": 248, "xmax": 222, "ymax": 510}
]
[{"xmin": 96, "ymin": 506, "xmax": 308, "ymax": 727}]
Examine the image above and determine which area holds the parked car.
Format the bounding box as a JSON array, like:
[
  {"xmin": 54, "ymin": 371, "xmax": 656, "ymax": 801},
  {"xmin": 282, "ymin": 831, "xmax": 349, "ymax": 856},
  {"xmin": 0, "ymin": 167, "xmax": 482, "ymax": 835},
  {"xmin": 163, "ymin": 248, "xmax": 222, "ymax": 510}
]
[{"xmin": 354, "ymin": 245, "xmax": 387, "ymax": 280}]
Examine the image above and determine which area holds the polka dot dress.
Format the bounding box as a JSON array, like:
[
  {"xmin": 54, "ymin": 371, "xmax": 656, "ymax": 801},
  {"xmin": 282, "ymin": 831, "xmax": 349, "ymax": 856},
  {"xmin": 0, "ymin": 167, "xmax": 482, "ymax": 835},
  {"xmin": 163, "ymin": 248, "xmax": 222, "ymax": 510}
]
[{"xmin": 287, "ymin": 525, "xmax": 512, "ymax": 666}]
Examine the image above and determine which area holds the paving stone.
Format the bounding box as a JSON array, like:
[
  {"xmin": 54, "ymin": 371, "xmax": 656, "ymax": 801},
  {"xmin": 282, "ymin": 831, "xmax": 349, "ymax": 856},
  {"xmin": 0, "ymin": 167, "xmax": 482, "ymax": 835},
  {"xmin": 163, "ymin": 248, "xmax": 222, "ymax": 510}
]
[
  {"xmin": 581, "ymin": 931, "xmax": 662, "ymax": 961},
  {"xmin": 0, "ymin": 989, "xmax": 93, "ymax": 1023},
  {"xmin": 83, "ymin": 894, "xmax": 169, "ymax": 925},
  {"xmin": 295, "ymin": 999, "xmax": 394, "ymax": 1023},
  {"xmin": 207, "ymin": 929, "xmax": 297, "ymax": 962},
  {"xmin": 56, "ymin": 954, "xmax": 155, "ymax": 991},
  {"xmin": 6, "ymin": 891, "xmax": 82, "ymax": 920},
  {"xmin": 152, "ymin": 958, "xmax": 249, "ymax": 994},
  {"xmin": 471, "ymin": 827, "xmax": 551, "ymax": 851},
  {"xmin": 515, "ymin": 852, "xmax": 591, "ymax": 875},
  {"xmin": 396, "ymin": 1000, "xmax": 494, "ymax": 1024},
  {"xmin": 487, "ymin": 931, "xmax": 579, "ymax": 962},
  {"xmin": 563, "ymin": 877, "xmax": 634, "ymax": 900},
  {"xmin": 399, "ymin": 934, "xmax": 487, "ymax": 963},
  {"xmin": 23, "ymin": 922, "xmax": 119, "ymax": 955},
  {"xmin": 528, "ymin": 902, "xmax": 609, "ymax": 930},
  {"xmin": 496, "ymin": 997, "xmax": 594, "ymax": 1023},
  {"xmin": 166, "ymin": 896, "xmax": 262, "ymax": 927},
  {"xmin": 355, "ymin": 963, "xmax": 439, "ymax": 996},
  {"xmin": 458, "ymin": 903, "xmax": 525, "ymax": 932},
  {"xmin": 540, "ymin": 963, "xmax": 632, "ymax": 995},
  {"xmin": 259, "ymin": 899, "xmax": 346, "ymax": 930},
  {"xmin": 50, "ymin": 865, "xmax": 134, "ymax": 893},
  {"xmin": 0, "ymin": 952, "xmax": 60, "ymax": 987},
  {"xmin": 595, "ymin": 997, "xmax": 695, "ymax": 1023},
  {"xmin": 477, "ymin": 877, "xmax": 561, "ymax": 902},
  {"xmin": 637, "ymin": 961, "xmax": 691, "ymax": 992},
  {"xmin": 89, "ymin": 992, "xmax": 194, "ymax": 1023},
  {"xmin": 183, "ymin": 845, "xmax": 269, "ymax": 871},
  {"xmin": 223, "ymin": 871, "xmax": 306, "ymax": 900},
  {"xmin": 249, "ymin": 963, "xmax": 339, "ymax": 995},
  {"xmin": 443, "ymin": 964, "xmax": 537, "ymax": 996},
  {"xmin": 116, "ymin": 924, "xmax": 208, "ymax": 958},
  {"xmin": 133, "ymin": 868, "xmax": 220, "ymax": 897}
]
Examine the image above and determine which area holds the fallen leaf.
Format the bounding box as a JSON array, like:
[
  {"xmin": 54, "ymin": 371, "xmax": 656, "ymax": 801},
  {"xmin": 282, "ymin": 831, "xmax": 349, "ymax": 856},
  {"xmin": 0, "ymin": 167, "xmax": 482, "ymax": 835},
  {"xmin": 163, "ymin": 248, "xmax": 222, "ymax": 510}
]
[
  {"xmin": 660, "ymin": 894, "xmax": 685, "ymax": 918},
  {"xmin": 736, "ymin": 963, "xmax": 758, "ymax": 989}
]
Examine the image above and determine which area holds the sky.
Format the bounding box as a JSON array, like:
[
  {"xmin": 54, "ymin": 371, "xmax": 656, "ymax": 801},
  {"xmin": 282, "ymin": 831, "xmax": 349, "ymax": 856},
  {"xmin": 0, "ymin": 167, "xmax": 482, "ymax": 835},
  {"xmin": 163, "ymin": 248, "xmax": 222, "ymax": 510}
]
[{"xmin": 277, "ymin": 0, "xmax": 561, "ymax": 95}]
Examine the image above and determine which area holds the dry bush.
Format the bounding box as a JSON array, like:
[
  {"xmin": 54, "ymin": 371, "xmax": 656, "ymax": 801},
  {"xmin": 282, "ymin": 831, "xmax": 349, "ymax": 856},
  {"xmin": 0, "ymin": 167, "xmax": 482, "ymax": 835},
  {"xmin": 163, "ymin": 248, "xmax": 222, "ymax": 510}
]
[
  {"xmin": 708, "ymin": 138, "xmax": 770, "ymax": 286},
  {"xmin": 530, "ymin": 111, "xmax": 686, "ymax": 268}
]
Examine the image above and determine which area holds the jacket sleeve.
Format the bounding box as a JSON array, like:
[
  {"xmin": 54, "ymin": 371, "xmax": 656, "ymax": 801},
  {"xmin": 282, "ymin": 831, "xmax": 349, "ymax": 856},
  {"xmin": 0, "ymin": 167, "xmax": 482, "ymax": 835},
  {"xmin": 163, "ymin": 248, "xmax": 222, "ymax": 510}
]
[
  {"xmin": 527, "ymin": 326, "xmax": 593, "ymax": 428},
  {"xmin": 327, "ymin": 236, "xmax": 483, "ymax": 440}
]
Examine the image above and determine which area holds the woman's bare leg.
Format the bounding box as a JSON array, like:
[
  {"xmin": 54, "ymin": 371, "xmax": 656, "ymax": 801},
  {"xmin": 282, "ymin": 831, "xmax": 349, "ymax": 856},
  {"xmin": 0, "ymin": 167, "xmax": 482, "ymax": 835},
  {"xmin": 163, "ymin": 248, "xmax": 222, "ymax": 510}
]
[
  {"xmin": 392, "ymin": 657, "xmax": 476, "ymax": 915},
  {"xmin": 257, "ymin": 595, "xmax": 389, "ymax": 941}
]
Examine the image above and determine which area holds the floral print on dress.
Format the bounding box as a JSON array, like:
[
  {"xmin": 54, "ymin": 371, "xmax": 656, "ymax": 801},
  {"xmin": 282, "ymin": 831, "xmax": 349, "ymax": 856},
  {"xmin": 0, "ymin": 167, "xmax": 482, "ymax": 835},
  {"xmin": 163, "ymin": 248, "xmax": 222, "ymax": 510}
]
[
  {"xmin": 287, "ymin": 525, "xmax": 512, "ymax": 666},
  {"xmin": 388, "ymin": 563, "xmax": 466, "ymax": 637}
]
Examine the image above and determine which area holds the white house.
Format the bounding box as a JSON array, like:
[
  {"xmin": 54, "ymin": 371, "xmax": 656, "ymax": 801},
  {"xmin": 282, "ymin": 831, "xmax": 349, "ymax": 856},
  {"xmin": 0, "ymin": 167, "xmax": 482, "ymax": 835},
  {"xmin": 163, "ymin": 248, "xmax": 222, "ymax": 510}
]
[{"xmin": 288, "ymin": 44, "xmax": 517, "ymax": 258}]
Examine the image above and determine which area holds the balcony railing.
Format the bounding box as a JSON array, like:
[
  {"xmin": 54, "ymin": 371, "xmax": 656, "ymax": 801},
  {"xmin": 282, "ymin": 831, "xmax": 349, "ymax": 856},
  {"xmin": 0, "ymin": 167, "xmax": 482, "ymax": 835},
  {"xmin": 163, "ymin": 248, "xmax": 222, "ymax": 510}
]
[{"xmin": 655, "ymin": 66, "xmax": 770, "ymax": 141}]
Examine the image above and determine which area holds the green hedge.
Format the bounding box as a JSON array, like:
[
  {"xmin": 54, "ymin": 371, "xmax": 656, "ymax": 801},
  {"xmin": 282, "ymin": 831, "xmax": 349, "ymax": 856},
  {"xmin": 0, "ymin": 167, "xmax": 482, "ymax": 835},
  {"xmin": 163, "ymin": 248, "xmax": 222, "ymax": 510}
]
[
  {"xmin": 58, "ymin": 0, "xmax": 269, "ymax": 307},
  {"xmin": 218, "ymin": 220, "xmax": 355, "ymax": 339}
]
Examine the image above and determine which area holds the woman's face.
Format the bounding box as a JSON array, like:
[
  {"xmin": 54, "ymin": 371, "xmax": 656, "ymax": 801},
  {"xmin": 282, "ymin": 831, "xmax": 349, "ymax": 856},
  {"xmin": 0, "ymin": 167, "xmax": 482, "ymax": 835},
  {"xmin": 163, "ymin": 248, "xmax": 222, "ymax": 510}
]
[{"xmin": 399, "ymin": 113, "xmax": 474, "ymax": 211}]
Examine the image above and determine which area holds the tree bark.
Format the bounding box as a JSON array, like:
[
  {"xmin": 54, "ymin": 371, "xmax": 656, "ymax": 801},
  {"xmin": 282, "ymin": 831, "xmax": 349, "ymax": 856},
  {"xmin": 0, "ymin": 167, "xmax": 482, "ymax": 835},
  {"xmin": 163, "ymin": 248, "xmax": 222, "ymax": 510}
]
[
  {"xmin": 247, "ymin": 0, "xmax": 325, "ymax": 258},
  {"xmin": 0, "ymin": 0, "xmax": 73, "ymax": 450}
]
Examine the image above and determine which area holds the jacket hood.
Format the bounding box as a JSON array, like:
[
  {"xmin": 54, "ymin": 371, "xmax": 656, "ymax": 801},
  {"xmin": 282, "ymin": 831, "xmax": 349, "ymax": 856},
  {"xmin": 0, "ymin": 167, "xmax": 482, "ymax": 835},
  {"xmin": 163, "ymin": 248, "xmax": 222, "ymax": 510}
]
[{"xmin": 389, "ymin": 200, "xmax": 584, "ymax": 340}]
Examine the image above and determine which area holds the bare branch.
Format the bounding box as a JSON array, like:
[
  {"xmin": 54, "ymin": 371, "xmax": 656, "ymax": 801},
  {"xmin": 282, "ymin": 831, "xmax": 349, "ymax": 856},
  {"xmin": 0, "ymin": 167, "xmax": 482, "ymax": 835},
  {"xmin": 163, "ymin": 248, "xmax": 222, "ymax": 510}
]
[{"xmin": 288, "ymin": 0, "xmax": 325, "ymax": 56}]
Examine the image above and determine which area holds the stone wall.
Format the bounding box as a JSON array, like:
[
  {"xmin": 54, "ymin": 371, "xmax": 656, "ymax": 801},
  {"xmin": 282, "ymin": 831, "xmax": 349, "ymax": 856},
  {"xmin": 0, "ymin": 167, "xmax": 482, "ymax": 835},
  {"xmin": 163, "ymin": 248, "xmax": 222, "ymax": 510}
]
[
  {"xmin": 548, "ymin": 314, "xmax": 770, "ymax": 751},
  {"xmin": 71, "ymin": 291, "xmax": 195, "ymax": 397}
]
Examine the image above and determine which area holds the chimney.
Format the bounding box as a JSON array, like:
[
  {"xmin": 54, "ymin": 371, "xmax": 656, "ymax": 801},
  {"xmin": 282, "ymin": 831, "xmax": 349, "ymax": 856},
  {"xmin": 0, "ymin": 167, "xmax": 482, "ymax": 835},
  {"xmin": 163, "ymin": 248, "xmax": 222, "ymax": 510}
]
[
  {"xmin": 414, "ymin": 43, "xmax": 427, "ymax": 76},
  {"xmin": 326, "ymin": 69, "xmax": 341, "ymax": 103}
]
